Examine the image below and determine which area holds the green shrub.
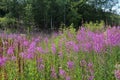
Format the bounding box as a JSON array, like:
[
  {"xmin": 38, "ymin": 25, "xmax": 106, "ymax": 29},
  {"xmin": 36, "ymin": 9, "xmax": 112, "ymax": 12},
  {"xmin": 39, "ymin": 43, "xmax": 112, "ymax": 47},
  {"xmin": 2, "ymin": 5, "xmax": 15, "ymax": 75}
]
[
  {"xmin": 84, "ymin": 20, "xmax": 104, "ymax": 31},
  {"xmin": 0, "ymin": 17, "xmax": 16, "ymax": 28}
]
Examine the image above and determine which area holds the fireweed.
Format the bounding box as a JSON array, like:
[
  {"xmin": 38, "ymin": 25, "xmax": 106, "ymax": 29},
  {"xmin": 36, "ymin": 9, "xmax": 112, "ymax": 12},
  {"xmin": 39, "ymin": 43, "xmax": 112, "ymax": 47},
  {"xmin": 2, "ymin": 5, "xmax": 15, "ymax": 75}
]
[
  {"xmin": 0, "ymin": 27, "xmax": 120, "ymax": 80},
  {"xmin": 0, "ymin": 56, "xmax": 7, "ymax": 66}
]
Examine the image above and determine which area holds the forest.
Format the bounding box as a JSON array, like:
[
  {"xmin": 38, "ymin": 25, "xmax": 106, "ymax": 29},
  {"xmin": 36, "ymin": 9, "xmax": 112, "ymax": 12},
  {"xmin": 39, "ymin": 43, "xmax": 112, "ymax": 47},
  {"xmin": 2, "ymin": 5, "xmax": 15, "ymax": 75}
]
[{"xmin": 0, "ymin": 0, "xmax": 120, "ymax": 32}]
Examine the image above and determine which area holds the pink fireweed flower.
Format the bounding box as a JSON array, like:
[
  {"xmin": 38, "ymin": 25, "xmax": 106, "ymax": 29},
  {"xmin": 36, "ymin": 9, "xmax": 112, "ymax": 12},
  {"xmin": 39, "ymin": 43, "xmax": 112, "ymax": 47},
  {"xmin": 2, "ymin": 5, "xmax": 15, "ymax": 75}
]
[
  {"xmin": 53, "ymin": 32, "xmax": 59, "ymax": 37},
  {"xmin": 51, "ymin": 67, "xmax": 57, "ymax": 78},
  {"xmin": 38, "ymin": 64, "xmax": 44, "ymax": 70},
  {"xmin": 73, "ymin": 44, "xmax": 79, "ymax": 52},
  {"xmin": 0, "ymin": 57, "xmax": 7, "ymax": 66},
  {"xmin": 76, "ymin": 27, "xmax": 87, "ymax": 43},
  {"xmin": 66, "ymin": 41, "xmax": 75, "ymax": 48},
  {"xmin": 7, "ymin": 47, "xmax": 14, "ymax": 55},
  {"xmin": 37, "ymin": 58, "xmax": 44, "ymax": 71},
  {"xmin": 29, "ymin": 41, "xmax": 36, "ymax": 49},
  {"xmin": 51, "ymin": 44, "xmax": 56, "ymax": 54},
  {"xmin": 81, "ymin": 42, "xmax": 92, "ymax": 52},
  {"xmin": 44, "ymin": 48, "xmax": 49, "ymax": 53},
  {"xmin": 80, "ymin": 59, "xmax": 87, "ymax": 67},
  {"xmin": 23, "ymin": 40, "xmax": 29, "ymax": 46},
  {"xmin": 20, "ymin": 52, "xmax": 34, "ymax": 59},
  {"xmin": 59, "ymin": 68, "xmax": 66, "ymax": 77},
  {"xmin": 16, "ymin": 35, "xmax": 22, "ymax": 40},
  {"xmin": 106, "ymin": 27, "xmax": 120, "ymax": 46},
  {"xmin": 27, "ymin": 42, "xmax": 36, "ymax": 54},
  {"xmin": 44, "ymin": 37, "xmax": 48, "ymax": 43},
  {"xmin": 26, "ymin": 53, "xmax": 34, "ymax": 59},
  {"xmin": 88, "ymin": 62, "xmax": 94, "ymax": 75},
  {"xmin": 65, "ymin": 41, "xmax": 73, "ymax": 52},
  {"xmin": 66, "ymin": 41, "xmax": 79, "ymax": 52},
  {"xmin": 36, "ymin": 47, "xmax": 44, "ymax": 53},
  {"xmin": 34, "ymin": 37, "xmax": 40, "ymax": 43},
  {"xmin": 27, "ymin": 47, "xmax": 35, "ymax": 54},
  {"xmin": 67, "ymin": 61, "xmax": 74, "ymax": 69},
  {"xmin": 66, "ymin": 76, "xmax": 71, "ymax": 80},
  {"xmin": 115, "ymin": 70, "xmax": 120, "ymax": 80},
  {"xmin": 92, "ymin": 33, "xmax": 105, "ymax": 53},
  {"xmin": 88, "ymin": 75, "xmax": 94, "ymax": 80},
  {"xmin": 10, "ymin": 56, "xmax": 16, "ymax": 61},
  {"xmin": 88, "ymin": 62, "xmax": 93, "ymax": 69},
  {"xmin": 20, "ymin": 52, "xmax": 26, "ymax": 58},
  {"xmin": 37, "ymin": 58, "xmax": 43, "ymax": 63},
  {"xmin": 58, "ymin": 51, "xmax": 63, "ymax": 58}
]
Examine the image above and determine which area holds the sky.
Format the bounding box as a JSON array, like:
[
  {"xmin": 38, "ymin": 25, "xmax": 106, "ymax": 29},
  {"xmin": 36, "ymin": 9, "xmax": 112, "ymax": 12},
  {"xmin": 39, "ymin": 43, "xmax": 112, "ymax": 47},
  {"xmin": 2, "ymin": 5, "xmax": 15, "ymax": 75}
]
[
  {"xmin": 117, "ymin": 0, "xmax": 120, "ymax": 14},
  {"xmin": 112, "ymin": 1, "xmax": 120, "ymax": 14},
  {"xmin": 118, "ymin": 0, "xmax": 120, "ymax": 14}
]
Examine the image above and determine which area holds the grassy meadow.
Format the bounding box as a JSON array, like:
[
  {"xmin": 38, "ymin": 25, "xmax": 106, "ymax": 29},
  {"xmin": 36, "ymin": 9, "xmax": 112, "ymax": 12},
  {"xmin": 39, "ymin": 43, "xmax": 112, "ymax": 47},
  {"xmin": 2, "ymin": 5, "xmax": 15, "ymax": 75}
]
[{"xmin": 0, "ymin": 27, "xmax": 120, "ymax": 80}]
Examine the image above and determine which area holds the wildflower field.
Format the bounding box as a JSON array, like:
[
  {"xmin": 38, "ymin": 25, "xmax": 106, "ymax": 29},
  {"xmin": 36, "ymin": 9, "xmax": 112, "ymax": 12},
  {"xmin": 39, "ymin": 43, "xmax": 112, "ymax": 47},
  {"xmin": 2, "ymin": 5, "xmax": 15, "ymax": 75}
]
[{"xmin": 0, "ymin": 27, "xmax": 120, "ymax": 80}]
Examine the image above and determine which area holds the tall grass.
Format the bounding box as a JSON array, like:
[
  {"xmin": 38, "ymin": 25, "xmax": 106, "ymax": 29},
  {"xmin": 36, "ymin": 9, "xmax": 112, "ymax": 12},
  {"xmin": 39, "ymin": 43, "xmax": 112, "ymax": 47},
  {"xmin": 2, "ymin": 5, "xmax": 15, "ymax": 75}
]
[{"xmin": 0, "ymin": 26, "xmax": 120, "ymax": 80}]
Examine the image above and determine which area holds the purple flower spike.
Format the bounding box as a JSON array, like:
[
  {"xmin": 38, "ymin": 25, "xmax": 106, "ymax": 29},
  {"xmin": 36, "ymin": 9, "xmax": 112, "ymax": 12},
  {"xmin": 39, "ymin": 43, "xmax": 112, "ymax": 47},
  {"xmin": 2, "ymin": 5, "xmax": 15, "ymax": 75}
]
[
  {"xmin": 26, "ymin": 53, "xmax": 34, "ymax": 59},
  {"xmin": 23, "ymin": 40, "xmax": 29, "ymax": 46},
  {"xmin": 20, "ymin": 52, "xmax": 26, "ymax": 59},
  {"xmin": 51, "ymin": 67, "xmax": 57, "ymax": 78},
  {"xmin": 51, "ymin": 44, "xmax": 56, "ymax": 54},
  {"xmin": 88, "ymin": 75, "xmax": 94, "ymax": 80},
  {"xmin": 66, "ymin": 76, "xmax": 71, "ymax": 80},
  {"xmin": 80, "ymin": 60, "xmax": 87, "ymax": 67},
  {"xmin": 0, "ymin": 57, "xmax": 7, "ymax": 66},
  {"xmin": 58, "ymin": 51, "xmax": 63, "ymax": 58},
  {"xmin": 115, "ymin": 70, "xmax": 120, "ymax": 80},
  {"xmin": 36, "ymin": 47, "xmax": 44, "ymax": 53},
  {"xmin": 88, "ymin": 62, "xmax": 93, "ymax": 69},
  {"xmin": 38, "ymin": 64, "xmax": 44, "ymax": 70},
  {"xmin": 67, "ymin": 61, "xmax": 74, "ymax": 69},
  {"xmin": 73, "ymin": 44, "xmax": 79, "ymax": 52},
  {"xmin": 7, "ymin": 47, "xmax": 14, "ymax": 55},
  {"xmin": 11, "ymin": 56, "xmax": 16, "ymax": 61},
  {"xmin": 59, "ymin": 68, "xmax": 66, "ymax": 77},
  {"xmin": 37, "ymin": 58, "xmax": 43, "ymax": 63}
]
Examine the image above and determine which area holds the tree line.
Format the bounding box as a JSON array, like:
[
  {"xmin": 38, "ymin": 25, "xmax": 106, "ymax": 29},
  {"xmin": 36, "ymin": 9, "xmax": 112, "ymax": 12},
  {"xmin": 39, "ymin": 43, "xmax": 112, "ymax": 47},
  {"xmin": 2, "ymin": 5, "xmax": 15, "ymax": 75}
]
[{"xmin": 0, "ymin": 0, "xmax": 120, "ymax": 31}]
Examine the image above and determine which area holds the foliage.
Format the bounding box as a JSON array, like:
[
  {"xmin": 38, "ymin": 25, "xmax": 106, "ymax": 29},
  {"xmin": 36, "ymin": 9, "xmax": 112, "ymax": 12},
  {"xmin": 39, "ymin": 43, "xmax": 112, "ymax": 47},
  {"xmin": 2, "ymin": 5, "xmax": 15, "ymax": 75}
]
[
  {"xmin": 0, "ymin": 17, "xmax": 15, "ymax": 28},
  {"xmin": 0, "ymin": 0, "xmax": 120, "ymax": 30},
  {"xmin": 84, "ymin": 20, "xmax": 104, "ymax": 31},
  {"xmin": 24, "ymin": 3, "xmax": 34, "ymax": 26}
]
